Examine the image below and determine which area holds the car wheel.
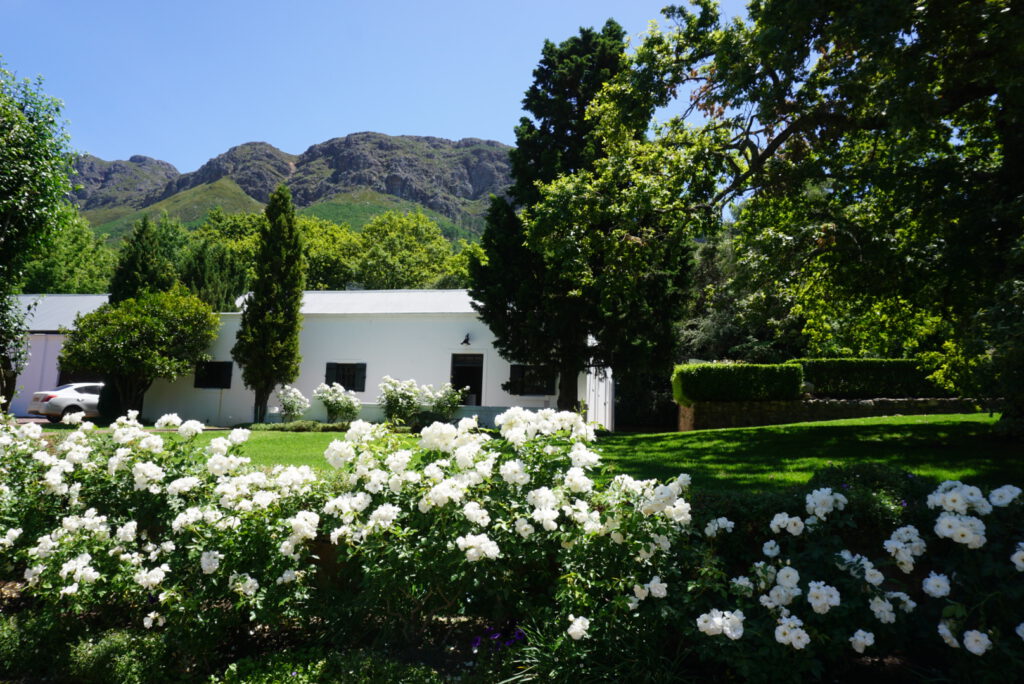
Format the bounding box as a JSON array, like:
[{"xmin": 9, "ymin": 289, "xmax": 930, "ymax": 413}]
[
  {"xmin": 61, "ymin": 406, "xmax": 84, "ymax": 422},
  {"xmin": 46, "ymin": 414, "xmax": 63, "ymax": 423}
]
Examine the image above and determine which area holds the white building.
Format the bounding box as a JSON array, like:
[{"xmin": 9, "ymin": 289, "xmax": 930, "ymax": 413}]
[
  {"xmin": 9, "ymin": 294, "xmax": 108, "ymax": 417},
  {"xmin": 144, "ymin": 290, "xmax": 614, "ymax": 429}
]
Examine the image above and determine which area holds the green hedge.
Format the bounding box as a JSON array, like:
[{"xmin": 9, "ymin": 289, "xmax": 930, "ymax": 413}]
[
  {"xmin": 789, "ymin": 358, "xmax": 950, "ymax": 399},
  {"xmin": 671, "ymin": 363, "xmax": 803, "ymax": 406}
]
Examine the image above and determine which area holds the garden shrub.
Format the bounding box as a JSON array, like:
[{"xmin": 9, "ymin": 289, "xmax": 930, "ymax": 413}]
[
  {"xmin": 312, "ymin": 382, "xmax": 361, "ymax": 423},
  {"xmin": 789, "ymin": 358, "xmax": 951, "ymax": 399},
  {"xmin": 214, "ymin": 647, "xmax": 444, "ymax": 683},
  {"xmin": 671, "ymin": 363, "xmax": 803, "ymax": 406},
  {"xmin": 249, "ymin": 420, "xmax": 351, "ymax": 433},
  {"xmin": 69, "ymin": 629, "xmax": 166, "ymax": 684},
  {"xmin": 276, "ymin": 385, "xmax": 310, "ymax": 422},
  {"xmin": 0, "ymin": 407, "xmax": 1021, "ymax": 681},
  {"xmin": 378, "ymin": 375, "xmax": 467, "ymax": 425}
]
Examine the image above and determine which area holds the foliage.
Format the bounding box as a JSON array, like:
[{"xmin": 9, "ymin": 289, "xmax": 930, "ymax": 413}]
[
  {"xmin": 213, "ymin": 647, "xmax": 443, "ymax": 683},
  {"xmin": 107, "ymin": 216, "xmax": 178, "ymax": 304},
  {"xmin": 231, "ymin": 185, "xmax": 306, "ymax": 423},
  {"xmin": 792, "ymin": 358, "xmax": 951, "ymax": 400},
  {"xmin": 356, "ymin": 211, "xmax": 454, "ymax": 289},
  {"xmin": 376, "ymin": 376, "xmax": 466, "ymax": 426},
  {"xmin": 608, "ymin": 0, "xmax": 1024, "ymax": 429},
  {"xmin": 671, "ymin": 363, "xmax": 803, "ymax": 406},
  {"xmin": 312, "ymin": 382, "xmax": 361, "ymax": 424},
  {"xmin": 376, "ymin": 376, "xmax": 426, "ymax": 425},
  {"xmin": 0, "ymin": 295, "xmax": 32, "ymax": 413},
  {"xmin": 19, "ymin": 208, "xmax": 115, "ymax": 295},
  {"xmin": 0, "ymin": 60, "xmax": 76, "ymax": 296},
  {"xmin": 248, "ymin": 420, "xmax": 352, "ymax": 434},
  {"xmin": 300, "ymin": 216, "xmax": 362, "ymax": 290},
  {"xmin": 678, "ymin": 236, "xmax": 808, "ymax": 363},
  {"xmin": 177, "ymin": 234, "xmax": 249, "ymax": 312},
  {"xmin": 58, "ymin": 288, "xmax": 219, "ymax": 415},
  {"xmin": 276, "ymin": 385, "xmax": 310, "ymax": 423},
  {"xmin": 470, "ymin": 20, "xmax": 644, "ymax": 410},
  {"xmin": 0, "ymin": 408, "xmax": 1021, "ymax": 681}
]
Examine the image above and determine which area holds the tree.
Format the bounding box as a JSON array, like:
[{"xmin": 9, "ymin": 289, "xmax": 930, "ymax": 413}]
[
  {"xmin": 469, "ymin": 19, "xmax": 646, "ymax": 409},
  {"xmin": 301, "ymin": 216, "xmax": 362, "ymax": 290},
  {"xmin": 108, "ymin": 216, "xmax": 178, "ymax": 304},
  {"xmin": 357, "ymin": 211, "xmax": 454, "ymax": 289},
  {"xmin": 20, "ymin": 207, "xmax": 116, "ymax": 294},
  {"xmin": 231, "ymin": 184, "xmax": 305, "ymax": 423},
  {"xmin": 58, "ymin": 288, "xmax": 218, "ymax": 416},
  {"xmin": 177, "ymin": 235, "xmax": 249, "ymax": 312},
  {"xmin": 629, "ymin": 0, "xmax": 1023, "ymax": 426},
  {"xmin": 0, "ymin": 295, "xmax": 32, "ymax": 413},
  {"xmin": 1, "ymin": 60, "xmax": 76, "ymax": 297}
]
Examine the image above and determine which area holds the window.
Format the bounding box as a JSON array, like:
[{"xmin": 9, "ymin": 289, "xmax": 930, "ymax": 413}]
[
  {"xmin": 507, "ymin": 364, "xmax": 556, "ymax": 396},
  {"xmin": 194, "ymin": 361, "xmax": 233, "ymax": 389},
  {"xmin": 326, "ymin": 362, "xmax": 367, "ymax": 392},
  {"xmin": 451, "ymin": 354, "xmax": 483, "ymax": 406}
]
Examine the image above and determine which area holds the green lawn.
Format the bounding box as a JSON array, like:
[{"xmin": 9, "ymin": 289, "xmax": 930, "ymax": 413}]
[
  {"xmin": 42, "ymin": 413, "xmax": 1021, "ymax": 493},
  {"xmin": 598, "ymin": 413, "xmax": 1021, "ymax": 493}
]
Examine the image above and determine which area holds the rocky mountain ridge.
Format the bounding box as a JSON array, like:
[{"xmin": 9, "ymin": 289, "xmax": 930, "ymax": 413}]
[{"xmin": 73, "ymin": 132, "xmax": 512, "ymax": 235}]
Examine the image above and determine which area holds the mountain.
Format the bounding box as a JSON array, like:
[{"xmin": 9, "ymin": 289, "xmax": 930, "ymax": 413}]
[{"xmin": 75, "ymin": 133, "xmax": 511, "ymax": 240}]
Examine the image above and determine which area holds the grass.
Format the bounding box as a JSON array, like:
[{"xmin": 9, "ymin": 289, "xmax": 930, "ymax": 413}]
[
  {"xmin": 41, "ymin": 413, "xmax": 1021, "ymax": 493},
  {"xmin": 598, "ymin": 413, "xmax": 1021, "ymax": 494}
]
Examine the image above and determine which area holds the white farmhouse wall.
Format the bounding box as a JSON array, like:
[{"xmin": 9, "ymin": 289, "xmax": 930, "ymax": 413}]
[
  {"xmin": 145, "ymin": 311, "xmax": 579, "ymax": 427},
  {"xmin": 8, "ymin": 334, "xmax": 65, "ymax": 416}
]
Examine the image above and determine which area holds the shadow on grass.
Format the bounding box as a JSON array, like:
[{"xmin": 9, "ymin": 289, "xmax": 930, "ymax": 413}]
[{"xmin": 598, "ymin": 416, "xmax": 1022, "ymax": 493}]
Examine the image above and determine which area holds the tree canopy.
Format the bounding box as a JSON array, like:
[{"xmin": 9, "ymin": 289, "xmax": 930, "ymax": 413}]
[
  {"xmin": 58, "ymin": 288, "xmax": 219, "ymax": 416},
  {"xmin": 357, "ymin": 211, "xmax": 454, "ymax": 289},
  {"xmin": 0, "ymin": 61, "xmax": 76, "ymax": 297},
  {"xmin": 470, "ymin": 19, "xmax": 654, "ymax": 410}
]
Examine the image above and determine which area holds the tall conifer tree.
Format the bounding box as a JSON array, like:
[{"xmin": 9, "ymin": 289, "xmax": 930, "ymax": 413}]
[
  {"xmin": 108, "ymin": 216, "xmax": 177, "ymax": 304},
  {"xmin": 469, "ymin": 20, "xmax": 645, "ymax": 409},
  {"xmin": 231, "ymin": 184, "xmax": 305, "ymax": 422}
]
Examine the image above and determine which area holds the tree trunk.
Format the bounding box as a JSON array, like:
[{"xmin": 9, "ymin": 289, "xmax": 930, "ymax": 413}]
[
  {"xmin": 253, "ymin": 387, "xmax": 271, "ymax": 424},
  {"xmin": 0, "ymin": 368, "xmax": 16, "ymax": 414}
]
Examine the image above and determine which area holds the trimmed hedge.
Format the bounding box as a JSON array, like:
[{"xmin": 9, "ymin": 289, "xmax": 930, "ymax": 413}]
[
  {"xmin": 671, "ymin": 363, "xmax": 803, "ymax": 406},
  {"xmin": 789, "ymin": 358, "xmax": 950, "ymax": 399},
  {"xmin": 249, "ymin": 421, "xmax": 352, "ymax": 433}
]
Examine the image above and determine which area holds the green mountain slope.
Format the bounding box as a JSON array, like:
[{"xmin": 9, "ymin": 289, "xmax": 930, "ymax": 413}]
[
  {"xmin": 89, "ymin": 177, "xmax": 264, "ymax": 239},
  {"xmin": 299, "ymin": 189, "xmax": 475, "ymax": 241}
]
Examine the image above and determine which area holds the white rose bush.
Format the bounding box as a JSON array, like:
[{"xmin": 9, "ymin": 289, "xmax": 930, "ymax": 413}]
[
  {"xmin": 0, "ymin": 407, "xmax": 1022, "ymax": 681},
  {"xmin": 312, "ymin": 382, "xmax": 361, "ymax": 424}
]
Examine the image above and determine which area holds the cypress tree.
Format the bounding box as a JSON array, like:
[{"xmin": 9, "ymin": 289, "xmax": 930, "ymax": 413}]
[
  {"xmin": 231, "ymin": 184, "xmax": 305, "ymax": 422},
  {"xmin": 108, "ymin": 216, "xmax": 177, "ymax": 303}
]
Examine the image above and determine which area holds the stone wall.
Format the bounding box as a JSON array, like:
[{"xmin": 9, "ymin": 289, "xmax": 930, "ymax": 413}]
[{"xmin": 677, "ymin": 398, "xmax": 987, "ymax": 432}]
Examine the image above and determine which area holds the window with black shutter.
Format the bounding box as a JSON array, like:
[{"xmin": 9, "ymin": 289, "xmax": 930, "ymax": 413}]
[
  {"xmin": 325, "ymin": 362, "xmax": 367, "ymax": 392},
  {"xmin": 507, "ymin": 364, "xmax": 556, "ymax": 396},
  {"xmin": 194, "ymin": 361, "xmax": 233, "ymax": 389}
]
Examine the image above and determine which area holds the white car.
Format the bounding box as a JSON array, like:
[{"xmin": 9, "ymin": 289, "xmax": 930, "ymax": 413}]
[{"xmin": 26, "ymin": 383, "xmax": 104, "ymax": 423}]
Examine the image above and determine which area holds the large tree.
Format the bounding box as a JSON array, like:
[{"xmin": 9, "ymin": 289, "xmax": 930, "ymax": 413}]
[
  {"xmin": 1, "ymin": 60, "xmax": 75, "ymax": 296},
  {"xmin": 0, "ymin": 296, "xmax": 32, "ymax": 413},
  {"xmin": 58, "ymin": 289, "xmax": 218, "ymax": 416},
  {"xmin": 469, "ymin": 19, "xmax": 649, "ymax": 409},
  {"xmin": 231, "ymin": 184, "xmax": 306, "ymax": 423},
  {"xmin": 108, "ymin": 216, "xmax": 178, "ymax": 304},
  {"xmin": 592, "ymin": 0, "xmax": 1023, "ymax": 426}
]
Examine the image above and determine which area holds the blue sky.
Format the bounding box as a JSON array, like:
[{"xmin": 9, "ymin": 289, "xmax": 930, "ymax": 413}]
[{"xmin": 1, "ymin": 0, "xmax": 748, "ymax": 173}]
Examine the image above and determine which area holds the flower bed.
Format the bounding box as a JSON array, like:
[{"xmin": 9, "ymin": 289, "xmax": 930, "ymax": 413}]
[{"xmin": 0, "ymin": 407, "xmax": 1021, "ymax": 681}]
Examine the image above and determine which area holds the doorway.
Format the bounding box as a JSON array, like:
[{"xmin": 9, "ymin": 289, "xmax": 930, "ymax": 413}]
[{"xmin": 450, "ymin": 354, "xmax": 483, "ymax": 406}]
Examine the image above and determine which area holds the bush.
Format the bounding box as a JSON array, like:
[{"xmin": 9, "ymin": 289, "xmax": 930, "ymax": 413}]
[
  {"xmin": 671, "ymin": 363, "xmax": 803, "ymax": 406},
  {"xmin": 312, "ymin": 383, "xmax": 361, "ymax": 423},
  {"xmin": 276, "ymin": 385, "xmax": 310, "ymax": 422},
  {"xmin": 377, "ymin": 376, "xmax": 467, "ymax": 425},
  {"xmin": 1, "ymin": 408, "xmax": 1021, "ymax": 681},
  {"xmin": 248, "ymin": 420, "xmax": 352, "ymax": 433},
  {"xmin": 69, "ymin": 629, "xmax": 166, "ymax": 684},
  {"xmin": 790, "ymin": 358, "xmax": 951, "ymax": 399}
]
